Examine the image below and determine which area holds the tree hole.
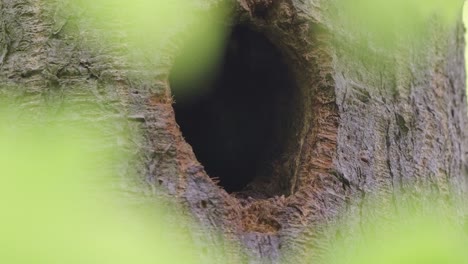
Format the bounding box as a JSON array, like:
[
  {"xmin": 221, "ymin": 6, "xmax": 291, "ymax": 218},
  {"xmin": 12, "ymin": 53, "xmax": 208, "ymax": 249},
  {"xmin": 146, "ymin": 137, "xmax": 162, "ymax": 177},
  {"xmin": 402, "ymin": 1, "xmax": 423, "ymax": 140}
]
[{"xmin": 170, "ymin": 25, "xmax": 299, "ymax": 195}]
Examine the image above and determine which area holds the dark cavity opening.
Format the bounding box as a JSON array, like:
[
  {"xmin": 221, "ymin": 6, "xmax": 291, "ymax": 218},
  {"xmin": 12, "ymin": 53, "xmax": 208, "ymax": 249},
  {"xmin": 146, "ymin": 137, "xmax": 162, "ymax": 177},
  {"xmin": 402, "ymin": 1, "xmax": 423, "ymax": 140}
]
[{"xmin": 170, "ymin": 25, "xmax": 299, "ymax": 194}]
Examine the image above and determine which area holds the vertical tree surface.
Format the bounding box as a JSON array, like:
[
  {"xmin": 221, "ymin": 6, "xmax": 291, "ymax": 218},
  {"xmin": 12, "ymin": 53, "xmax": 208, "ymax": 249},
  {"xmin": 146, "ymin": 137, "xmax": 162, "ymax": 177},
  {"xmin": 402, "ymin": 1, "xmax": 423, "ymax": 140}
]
[{"xmin": 1, "ymin": 0, "xmax": 467, "ymax": 263}]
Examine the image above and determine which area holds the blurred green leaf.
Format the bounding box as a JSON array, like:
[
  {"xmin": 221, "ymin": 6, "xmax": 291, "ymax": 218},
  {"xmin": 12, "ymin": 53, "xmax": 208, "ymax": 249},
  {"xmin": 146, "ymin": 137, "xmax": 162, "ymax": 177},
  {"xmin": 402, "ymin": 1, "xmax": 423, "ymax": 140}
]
[
  {"xmin": 332, "ymin": 0, "xmax": 463, "ymax": 45},
  {"xmin": 0, "ymin": 103, "xmax": 227, "ymax": 264}
]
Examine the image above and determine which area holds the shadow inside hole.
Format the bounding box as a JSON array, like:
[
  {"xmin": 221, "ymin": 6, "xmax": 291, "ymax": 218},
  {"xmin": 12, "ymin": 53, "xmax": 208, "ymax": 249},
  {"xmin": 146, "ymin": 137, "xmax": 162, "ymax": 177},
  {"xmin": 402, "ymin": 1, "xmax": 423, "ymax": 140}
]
[{"xmin": 170, "ymin": 25, "xmax": 298, "ymax": 194}]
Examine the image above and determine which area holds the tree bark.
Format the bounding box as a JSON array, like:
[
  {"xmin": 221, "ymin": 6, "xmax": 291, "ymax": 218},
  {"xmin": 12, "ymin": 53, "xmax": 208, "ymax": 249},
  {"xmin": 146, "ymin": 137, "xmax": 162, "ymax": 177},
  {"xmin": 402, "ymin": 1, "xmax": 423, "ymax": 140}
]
[{"xmin": 1, "ymin": 0, "xmax": 467, "ymax": 263}]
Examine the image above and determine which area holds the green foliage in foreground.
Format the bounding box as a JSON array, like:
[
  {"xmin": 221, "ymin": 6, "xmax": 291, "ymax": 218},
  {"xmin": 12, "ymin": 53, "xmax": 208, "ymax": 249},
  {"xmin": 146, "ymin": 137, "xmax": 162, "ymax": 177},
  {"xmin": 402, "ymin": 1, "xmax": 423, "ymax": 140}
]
[
  {"xmin": 320, "ymin": 207, "xmax": 468, "ymax": 264},
  {"xmin": 1, "ymin": 103, "xmax": 467, "ymax": 264},
  {"xmin": 0, "ymin": 105, "xmax": 231, "ymax": 264},
  {"xmin": 1, "ymin": 1, "xmax": 467, "ymax": 261},
  {"xmin": 331, "ymin": 0, "xmax": 464, "ymax": 47}
]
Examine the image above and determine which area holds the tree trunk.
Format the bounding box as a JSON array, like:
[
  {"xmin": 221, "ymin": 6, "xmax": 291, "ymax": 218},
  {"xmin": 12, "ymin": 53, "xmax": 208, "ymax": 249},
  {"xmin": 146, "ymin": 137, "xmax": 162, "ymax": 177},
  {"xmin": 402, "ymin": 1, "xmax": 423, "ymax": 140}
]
[{"xmin": 1, "ymin": 0, "xmax": 467, "ymax": 263}]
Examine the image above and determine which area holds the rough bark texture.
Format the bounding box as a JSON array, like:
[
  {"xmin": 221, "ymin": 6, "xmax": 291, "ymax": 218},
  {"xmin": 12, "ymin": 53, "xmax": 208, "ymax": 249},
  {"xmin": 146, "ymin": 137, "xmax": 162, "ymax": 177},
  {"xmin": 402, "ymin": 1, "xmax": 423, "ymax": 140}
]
[{"xmin": 1, "ymin": 0, "xmax": 467, "ymax": 263}]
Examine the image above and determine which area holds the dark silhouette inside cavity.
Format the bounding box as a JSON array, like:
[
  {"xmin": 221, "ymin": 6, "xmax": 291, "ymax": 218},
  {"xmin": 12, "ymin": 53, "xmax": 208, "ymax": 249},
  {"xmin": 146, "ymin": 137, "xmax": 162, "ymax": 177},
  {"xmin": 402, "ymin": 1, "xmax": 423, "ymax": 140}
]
[{"xmin": 170, "ymin": 25, "xmax": 297, "ymax": 193}]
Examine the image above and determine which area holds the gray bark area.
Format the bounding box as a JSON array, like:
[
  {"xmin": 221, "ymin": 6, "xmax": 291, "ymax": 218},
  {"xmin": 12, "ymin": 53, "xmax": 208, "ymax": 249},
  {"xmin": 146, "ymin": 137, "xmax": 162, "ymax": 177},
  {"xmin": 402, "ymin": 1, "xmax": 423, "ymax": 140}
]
[{"xmin": 1, "ymin": 0, "xmax": 467, "ymax": 263}]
